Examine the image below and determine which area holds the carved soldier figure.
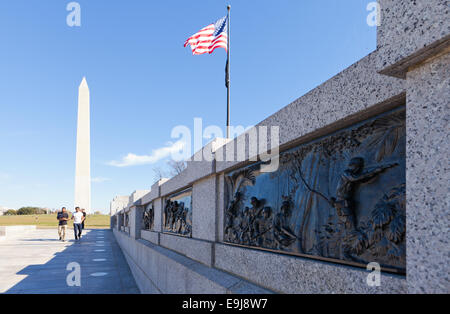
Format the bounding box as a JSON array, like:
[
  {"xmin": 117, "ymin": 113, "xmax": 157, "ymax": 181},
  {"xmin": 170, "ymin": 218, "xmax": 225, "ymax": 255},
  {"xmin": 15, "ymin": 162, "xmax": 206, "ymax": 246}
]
[
  {"xmin": 176, "ymin": 202, "xmax": 186, "ymax": 234},
  {"xmin": 170, "ymin": 201, "xmax": 180, "ymax": 231},
  {"xmin": 255, "ymin": 206, "xmax": 274, "ymax": 248},
  {"xmin": 238, "ymin": 207, "xmax": 252, "ymax": 244},
  {"xmin": 248, "ymin": 197, "xmax": 261, "ymax": 244},
  {"xmin": 272, "ymin": 200, "xmax": 297, "ymax": 249},
  {"xmin": 143, "ymin": 205, "xmax": 154, "ymax": 230},
  {"xmin": 164, "ymin": 199, "xmax": 172, "ymax": 229},
  {"xmin": 224, "ymin": 192, "xmax": 241, "ymax": 241},
  {"xmin": 331, "ymin": 157, "xmax": 398, "ymax": 231}
]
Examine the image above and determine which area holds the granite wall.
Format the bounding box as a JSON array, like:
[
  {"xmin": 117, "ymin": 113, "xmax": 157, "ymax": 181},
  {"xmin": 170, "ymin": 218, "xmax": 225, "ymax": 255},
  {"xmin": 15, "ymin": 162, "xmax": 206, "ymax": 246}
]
[{"xmin": 111, "ymin": 0, "xmax": 448, "ymax": 294}]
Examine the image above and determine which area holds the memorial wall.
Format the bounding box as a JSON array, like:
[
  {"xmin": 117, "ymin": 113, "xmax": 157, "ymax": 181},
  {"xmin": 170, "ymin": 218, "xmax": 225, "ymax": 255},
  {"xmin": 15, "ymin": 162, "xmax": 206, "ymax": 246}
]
[{"xmin": 112, "ymin": 0, "xmax": 449, "ymax": 294}]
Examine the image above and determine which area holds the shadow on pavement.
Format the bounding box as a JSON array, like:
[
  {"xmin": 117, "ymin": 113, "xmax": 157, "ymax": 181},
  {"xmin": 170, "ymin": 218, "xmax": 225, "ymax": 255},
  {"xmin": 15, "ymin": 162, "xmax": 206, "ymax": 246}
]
[{"xmin": 4, "ymin": 229, "xmax": 140, "ymax": 294}]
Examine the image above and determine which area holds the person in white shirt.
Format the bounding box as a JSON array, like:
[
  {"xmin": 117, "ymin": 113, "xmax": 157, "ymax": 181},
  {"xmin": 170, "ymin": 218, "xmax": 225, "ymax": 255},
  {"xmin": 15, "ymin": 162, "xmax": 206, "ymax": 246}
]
[{"xmin": 72, "ymin": 207, "xmax": 85, "ymax": 240}]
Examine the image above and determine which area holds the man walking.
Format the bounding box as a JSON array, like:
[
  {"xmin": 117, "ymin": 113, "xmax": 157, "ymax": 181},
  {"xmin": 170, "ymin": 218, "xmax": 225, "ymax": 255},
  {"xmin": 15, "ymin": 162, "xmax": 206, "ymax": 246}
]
[
  {"xmin": 72, "ymin": 207, "xmax": 85, "ymax": 240},
  {"xmin": 56, "ymin": 207, "xmax": 69, "ymax": 241},
  {"xmin": 81, "ymin": 208, "xmax": 87, "ymax": 230}
]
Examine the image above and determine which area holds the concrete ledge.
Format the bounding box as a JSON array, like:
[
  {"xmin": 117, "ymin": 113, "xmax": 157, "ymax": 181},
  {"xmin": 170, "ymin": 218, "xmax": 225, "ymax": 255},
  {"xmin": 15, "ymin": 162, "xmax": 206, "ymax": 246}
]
[
  {"xmin": 141, "ymin": 230, "xmax": 159, "ymax": 245},
  {"xmin": 376, "ymin": 0, "xmax": 450, "ymax": 78},
  {"xmin": 121, "ymin": 242, "xmax": 161, "ymax": 294},
  {"xmin": 0, "ymin": 225, "xmax": 36, "ymax": 238},
  {"xmin": 214, "ymin": 243, "xmax": 406, "ymax": 294},
  {"xmin": 160, "ymin": 168, "xmax": 192, "ymax": 197},
  {"xmin": 141, "ymin": 179, "xmax": 168, "ymax": 204},
  {"xmin": 114, "ymin": 229, "xmax": 272, "ymax": 294},
  {"xmin": 160, "ymin": 233, "xmax": 213, "ymax": 267}
]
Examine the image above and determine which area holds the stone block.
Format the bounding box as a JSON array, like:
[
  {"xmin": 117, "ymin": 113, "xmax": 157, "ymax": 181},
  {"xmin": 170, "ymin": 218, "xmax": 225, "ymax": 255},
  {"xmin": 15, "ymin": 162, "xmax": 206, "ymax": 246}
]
[
  {"xmin": 153, "ymin": 197, "xmax": 163, "ymax": 232},
  {"xmin": 160, "ymin": 233, "xmax": 213, "ymax": 266},
  {"xmin": 141, "ymin": 230, "xmax": 159, "ymax": 245},
  {"xmin": 217, "ymin": 173, "xmax": 226, "ymax": 242},
  {"xmin": 376, "ymin": 0, "xmax": 450, "ymax": 78},
  {"xmin": 214, "ymin": 243, "xmax": 406, "ymax": 294},
  {"xmin": 192, "ymin": 175, "xmax": 217, "ymax": 242},
  {"xmin": 405, "ymin": 52, "xmax": 450, "ymax": 293}
]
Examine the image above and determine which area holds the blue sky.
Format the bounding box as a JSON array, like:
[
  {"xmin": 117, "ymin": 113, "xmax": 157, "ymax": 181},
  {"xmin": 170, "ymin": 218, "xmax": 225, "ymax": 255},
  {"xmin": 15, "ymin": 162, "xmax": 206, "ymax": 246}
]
[{"xmin": 0, "ymin": 0, "xmax": 377, "ymax": 213}]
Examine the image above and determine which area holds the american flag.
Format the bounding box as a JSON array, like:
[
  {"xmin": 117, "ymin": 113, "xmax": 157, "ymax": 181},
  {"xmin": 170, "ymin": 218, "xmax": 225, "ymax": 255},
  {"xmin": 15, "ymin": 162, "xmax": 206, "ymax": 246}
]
[{"xmin": 184, "ymin": 16, "xmax": 228, "ymax": 55}]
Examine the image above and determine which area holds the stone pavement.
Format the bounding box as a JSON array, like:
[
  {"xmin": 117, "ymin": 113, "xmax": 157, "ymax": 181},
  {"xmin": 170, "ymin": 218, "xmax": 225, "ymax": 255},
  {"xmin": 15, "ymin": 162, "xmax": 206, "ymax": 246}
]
[{"xmin": 0, "ymin": 228, "xmax": 140, "ymax": 294}]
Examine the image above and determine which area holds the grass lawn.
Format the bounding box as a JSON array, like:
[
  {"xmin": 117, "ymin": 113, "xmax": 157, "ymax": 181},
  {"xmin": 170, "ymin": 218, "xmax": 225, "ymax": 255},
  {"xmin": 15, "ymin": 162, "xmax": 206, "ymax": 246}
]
[{"xmin": 0, "ymin": 214, "xmax": 110, "ymax": 229}]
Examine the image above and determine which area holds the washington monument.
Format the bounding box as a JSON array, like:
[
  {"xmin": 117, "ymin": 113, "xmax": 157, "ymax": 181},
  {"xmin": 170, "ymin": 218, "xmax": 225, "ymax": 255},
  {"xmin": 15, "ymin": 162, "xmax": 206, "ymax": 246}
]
[{"xmin": 74, "ymin": 77, "xmax": 91, "ymax": 214}]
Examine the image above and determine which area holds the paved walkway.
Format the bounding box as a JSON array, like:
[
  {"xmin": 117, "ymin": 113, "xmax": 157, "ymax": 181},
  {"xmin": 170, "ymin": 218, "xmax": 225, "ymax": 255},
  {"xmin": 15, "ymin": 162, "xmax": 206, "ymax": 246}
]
[{"xmin": 0, "ymin": 228, "xmax": 139, "ymax": 294}]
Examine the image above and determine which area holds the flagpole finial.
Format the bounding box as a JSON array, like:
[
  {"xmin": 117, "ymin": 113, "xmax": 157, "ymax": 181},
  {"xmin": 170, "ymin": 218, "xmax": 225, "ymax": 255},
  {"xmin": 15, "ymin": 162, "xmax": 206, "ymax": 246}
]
[{"xmin": 227, "ymin": 5, "xmax": 231, "ymax": 10}]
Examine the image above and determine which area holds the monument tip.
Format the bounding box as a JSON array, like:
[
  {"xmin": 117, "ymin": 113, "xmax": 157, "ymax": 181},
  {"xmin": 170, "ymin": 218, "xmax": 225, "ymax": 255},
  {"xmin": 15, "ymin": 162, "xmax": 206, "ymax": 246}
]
[{"xmin": 79, "ymin": 76, "xmax": 88, "ymax": 88}]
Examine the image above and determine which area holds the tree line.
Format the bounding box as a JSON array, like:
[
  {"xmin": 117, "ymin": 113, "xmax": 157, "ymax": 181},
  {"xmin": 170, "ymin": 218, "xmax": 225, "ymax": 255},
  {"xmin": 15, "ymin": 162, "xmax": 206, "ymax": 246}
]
[
  {"xmin": 4, "ymin": 207, "xmax": 49, "ymax": 215},
  {"xmin": 3, "ymin": 208, "xmax": 105, "ymax": 215}
]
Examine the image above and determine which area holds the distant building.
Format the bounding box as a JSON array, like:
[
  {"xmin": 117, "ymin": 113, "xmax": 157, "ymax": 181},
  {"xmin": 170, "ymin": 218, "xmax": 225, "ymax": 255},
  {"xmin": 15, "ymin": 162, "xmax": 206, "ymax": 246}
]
[
  {"xmin": 110, "ymin": 190, "xmax": 150, "ymax": 216},
  {"xmin": 110, "ymin": 196, "xmax": 129, "ymax": 216}
]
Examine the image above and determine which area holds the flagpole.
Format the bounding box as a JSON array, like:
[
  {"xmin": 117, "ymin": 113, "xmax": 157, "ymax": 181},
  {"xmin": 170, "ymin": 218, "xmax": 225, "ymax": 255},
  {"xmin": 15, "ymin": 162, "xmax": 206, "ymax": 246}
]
[{"xmin": 226, "ymin": 5, "xmax": 231, "ymax": 139}]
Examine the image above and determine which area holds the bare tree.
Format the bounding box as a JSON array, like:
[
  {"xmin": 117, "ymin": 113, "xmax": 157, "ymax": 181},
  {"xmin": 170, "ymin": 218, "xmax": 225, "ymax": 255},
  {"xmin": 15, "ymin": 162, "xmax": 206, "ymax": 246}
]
[
  {"xmin": 152, "ymin": 160, "xmax": 187, "ymax": 185},
  {"xmin": 167, "ymin": 160, "xmax": 187, "ymax": 177},
  {"xmin": 152, "ymin": 166, "xmax": 168, "ymax": 182}
]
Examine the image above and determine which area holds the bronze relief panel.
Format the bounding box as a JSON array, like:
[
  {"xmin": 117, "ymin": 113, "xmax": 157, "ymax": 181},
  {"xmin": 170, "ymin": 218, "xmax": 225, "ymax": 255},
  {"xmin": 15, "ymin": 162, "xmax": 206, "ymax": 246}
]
[
  {"xmin": 143, "ymin": 202, "xmax": 154, "ymax": 231},
  {"xmin": 163, "ymin": 189, "xmax": 193, "ymax": 237},
  {"xmin": 224, "ymin": 108, "xmax": 406, "ymax": 273}
]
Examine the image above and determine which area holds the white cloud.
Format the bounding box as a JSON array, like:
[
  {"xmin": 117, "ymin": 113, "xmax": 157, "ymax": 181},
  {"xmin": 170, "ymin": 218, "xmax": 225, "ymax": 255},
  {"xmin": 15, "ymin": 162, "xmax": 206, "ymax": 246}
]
[
  {"xmin": 91, "ymin": 177, "xmax": 111, "ymax": 183},
  {"xmin": 107, "ymin": 141, "xmax": 185, "ymax": 167}
]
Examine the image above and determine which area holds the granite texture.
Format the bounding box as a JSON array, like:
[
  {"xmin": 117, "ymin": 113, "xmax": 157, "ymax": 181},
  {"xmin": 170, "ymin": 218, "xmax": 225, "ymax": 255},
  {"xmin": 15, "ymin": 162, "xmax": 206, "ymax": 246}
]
[
  {"xmin": 141, "ymin": 179, "xmax": 168, "ymax": 205},
  {"xmin": 192, "ymin": 175, "xmax": 217, "ymax": 242},
  {"xmin": 114, "ymin": 230, "xmax": 273, "ymax": 294},
  {"xmin": 405, "ymin": 52, "xmax": 450, "ymax": 293},
  {"xmin": 217, "ymin": 173, "xmax": 226, "ymax": 242},
  {"xmin": 141, "ymin": 230, "xmax": 159, "ymax": 245},
  {"xmin": 160, "ymin": 233, "xmax": 213, "ymax": 266},
  {"xmin": 214, "ymin": 243, "xmax": 406, "ymax": 294},
  {"xmin": 140, "ymin": 191, "xmax": 153, "ymax": 205},
  {"xmin": 153, "ymin": 197, "xmax": 163, "ymax": 232},
  {"xmin": 123, "ymin": 250, "xmax": 161, "ymax": 294},
  {"xmin": 159, "ymin": 167, "xmax": 194, "ymax": 197},
  {"xmin": 129, "ymin": 206, "xmax": 143, "ymax": 239},
  {"xmin": 130, "ymin": 190, "xmax": 150, "ymax": 204},
  {"xmin": 216, "ymin": 51, "xmax": 405, "ymax": 173},
  {"xmin": 377, "ymin": 0, "xmax": 450, "ymax": 78}
]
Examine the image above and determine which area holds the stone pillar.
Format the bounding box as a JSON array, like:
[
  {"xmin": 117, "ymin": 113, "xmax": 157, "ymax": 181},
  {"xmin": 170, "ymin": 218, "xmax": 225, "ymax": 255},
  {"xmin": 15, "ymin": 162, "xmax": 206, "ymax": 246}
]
[
  {"xmin": 117, "ymin": 212, "xmax": 122, "ymax": 231},
  {"xmin": 129, "ymin": 205, "xmax": 144, "ymax": 239},
  {"xmin": 376, "ymin": 0, "xmax": 450, "ymax": 293},
  {"xmin": 153, "ymin": 198, "xmax": 163, "ymax": 232},
  {"xmin": 217, "ymin": 173, "xmax": 226, "ymax": 242},
  {"xmin": 192, "ymin": 175, "xmax": 217, "ymax": 241},
  {"xmin": 405, "ymin": 52, "xmax": 449, "ymax": 293}
]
